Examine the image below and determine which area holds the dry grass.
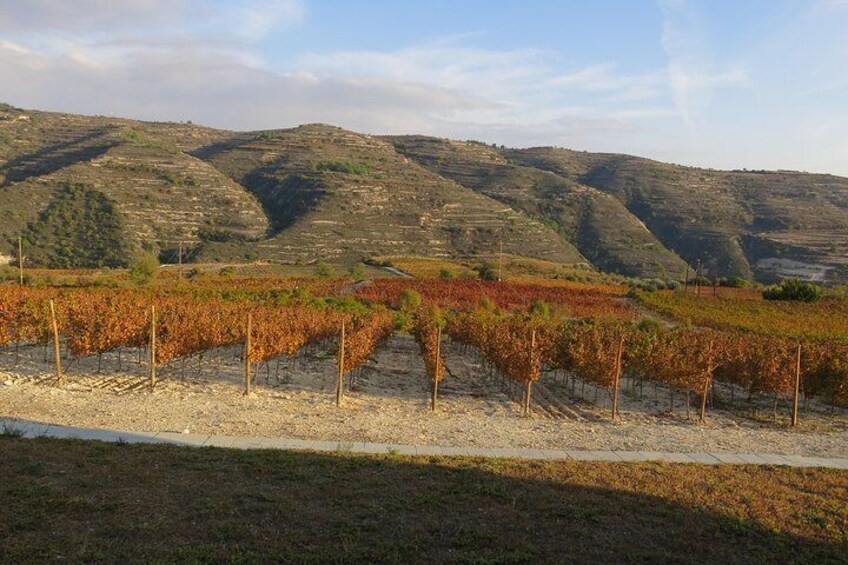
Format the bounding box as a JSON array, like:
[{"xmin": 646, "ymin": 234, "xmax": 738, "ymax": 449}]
[
  {"xmin": 1, "ymin": 436, "xmax": 846, "ymax": 563},
  {"xmin": 373, "ymin": 254, "xmax": 628, "ymax": 285}
]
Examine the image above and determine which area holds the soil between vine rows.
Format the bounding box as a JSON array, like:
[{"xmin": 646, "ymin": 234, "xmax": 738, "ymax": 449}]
[{"xmin": 1, "ymin": 334, "xmax": 846, "ymax": 457}]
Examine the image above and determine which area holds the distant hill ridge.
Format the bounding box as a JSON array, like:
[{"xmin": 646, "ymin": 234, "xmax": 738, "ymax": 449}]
[{"xmin": 1, "ymin": 104, "xmax": 846, "ymax": 283}]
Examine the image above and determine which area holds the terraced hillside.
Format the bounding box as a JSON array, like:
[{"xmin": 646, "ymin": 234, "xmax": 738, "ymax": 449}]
[
  {"xmin": 2, "ymin": 104, "xmax": 847, "ymax": 283},
  {"xmin": 0, "ymin": 106, "xmax": 268, "ymax": 266},
  {"xmin": 387, "ymin": 136, "xmax": 687, "ymax": 278},
  {"xmin": 507, "ymin": 147, "xmax": 848, "ymax": 283},
  {"xmin": 191, "ymin": 124, "xmax": 584, "ymax": 264}
]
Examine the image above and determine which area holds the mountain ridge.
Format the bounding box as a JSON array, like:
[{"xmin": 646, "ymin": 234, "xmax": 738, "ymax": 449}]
[{"xmin": 2, "ymin": 104, "xmax": 847, "ymax": 283}]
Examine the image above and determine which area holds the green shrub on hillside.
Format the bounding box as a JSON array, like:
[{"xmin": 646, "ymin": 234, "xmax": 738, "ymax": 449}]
[
  {"xmin": 310, "ymin": 160, "xmax": 372, "ymax": 175},
  {"xmin": 21, "ymin": 183, "xmax": 129, "ymax": 268},
  {"xmin": 129, "ymin": 253, "xmax": 159, "ymax": 285},
  {"xmin": 348, "ymin": 262, "xmax": 366, "ymax": 280},
  {"xmin": 762, "ymin": 278, "xmax": 823, "ymax": 302},
  {"xmin": 724, "ymin": 276, "xmax": 751, "ymax": 288},
  {"xmin": 315, "ymin": 262, "xmax": 336, "ymax": 278}
]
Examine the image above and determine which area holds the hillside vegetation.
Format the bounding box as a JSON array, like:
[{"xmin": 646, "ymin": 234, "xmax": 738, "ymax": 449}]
[{"xmin": 2, "ymin": 105, "xmax": 848, "ymax": 283}]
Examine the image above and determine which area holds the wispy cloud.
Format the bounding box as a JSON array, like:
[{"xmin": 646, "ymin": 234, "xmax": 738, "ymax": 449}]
[
  {"xmin": 658, "ymin": 0, "xmax": 748, "ymax": 126},
  {"xmin": 2, "ymin": 1, "xmax": 844, "ymax": 175},
  {"xmin": 0, "ymin": 0, "xmax": 304, "ymax": 41},
  {"xmin": 0, "ymin": 0, "xmax": 199, "ymax": 33},
  {"xmin": 291, "ymin": 37, "xmax": 671, "ymax": 143}
]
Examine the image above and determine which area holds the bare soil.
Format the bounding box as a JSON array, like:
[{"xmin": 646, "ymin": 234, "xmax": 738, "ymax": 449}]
[{"xmin": 1, "ymin": 334, "xmax": 846, "ymax": 457}]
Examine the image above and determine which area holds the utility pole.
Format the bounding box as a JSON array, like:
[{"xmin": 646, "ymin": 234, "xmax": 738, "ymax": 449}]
[
  {"xmin": 17, "ymin": 236, "xmax": 24, "ymax": 286},
  {"xmin": 498, "ymin": 238, "xmax": 503, "ymax": 282}
]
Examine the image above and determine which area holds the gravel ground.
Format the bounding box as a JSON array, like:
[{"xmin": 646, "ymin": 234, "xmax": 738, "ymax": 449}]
[{"xmin": 1, "ymin": 336, "xmax": 846, "ymax": 457}]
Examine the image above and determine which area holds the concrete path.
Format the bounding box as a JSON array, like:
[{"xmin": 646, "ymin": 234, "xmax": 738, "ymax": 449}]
[{"xmin": 2, "ymin": 417, "xmax": 847, "ymax": 469}]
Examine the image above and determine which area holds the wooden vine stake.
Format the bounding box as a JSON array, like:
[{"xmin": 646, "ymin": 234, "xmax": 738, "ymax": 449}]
[
  {"xmin": 149, "ymin": 305, "xmax": 157, "ymax": 391},
  {"xmin": 336, "ymin": 319, "xmax": 345, "ymax": 407},
  {"xmin": 49, "ymin": 299, "xmax": 63, "ymax": 386},
  {"xmin": 523, "ymin": 330, "xmax": 537, "ymax": 417},
  {"xmin": 431, "ymin": 326, "xmax": 441, "ymax": 411},
  {"xmin": 244, "ymin": 313, "xmax": 252, "ymax": 397},
  {"xmin": 611, "ymin": 334, "xmax": 624, "ymax": 420},
  {"xmin": 791, "ymin": 343, "xmax": 802, "ymax": 427},
  {"xmin": 699, "ymin": 339, "xmax": 715, "ymax": 424}
]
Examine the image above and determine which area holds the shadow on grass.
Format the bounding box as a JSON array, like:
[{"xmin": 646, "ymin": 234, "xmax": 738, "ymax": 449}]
[{"xmin": 1, "ymin": 436, "xmax": 846, "ymax": 563}]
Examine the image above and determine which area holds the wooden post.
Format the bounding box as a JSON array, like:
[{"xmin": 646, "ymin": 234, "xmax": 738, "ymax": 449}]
[
  {"xmin": 18, "ymin": 236, "xmax": 24, "ymax": 286},
  {"xmin": 695, "ymin": 260, "xmax": 702, "ymax": 297},
  {"xmin": 178, "ymin": 240, "xmax": 183, "ymax": 280},
  {"xmin": 431, "ymin": 326, "xmax": 441, "ymax": 411},
  {"xmin": 684, "ymin": 264, "xmax": 690, "ymax": 292},
  {"xmin": 244, "ymin": 313, "xmax": 252, "ymax": 397},
  {"xmin": 611, "ymin": 335, "xmax": 624, "ymax": 420},
  {"xmin": 712, "ymin": 276, "xmax": 718, "ymax": 298},
  {"xmin": 699, "ymin": 340, "xmax": 714, "ymax": 423},
  {"xmin": 336, "ymin": 320, "xmax": 345, "ymax": 407},
  {"xmin": 49, "ymin": 300, "xmax": 62, "ymax": 386},
  {"xmin": 791, "ymin": 343, "xmax": 802, "ymax": 427},
  {"xmin": 524, "ymin": 330, "xmax": 537, "ymax": 417},
  {"xmin": 149, "ymin": 305, "xmax": 157, "ymax": 391}
]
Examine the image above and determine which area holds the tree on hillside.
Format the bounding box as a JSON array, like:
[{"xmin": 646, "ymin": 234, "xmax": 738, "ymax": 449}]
[{"xmin": 129, "ymin": 253, "xmax": 159, "ymax": 285}]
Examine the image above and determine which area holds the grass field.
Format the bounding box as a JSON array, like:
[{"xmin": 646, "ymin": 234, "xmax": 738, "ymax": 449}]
[
  {"xmin": 371, "ymin": 254, "xmax": 619, "ymax": 284},
  {"xmin": 1, "ymin": 437, "xmax": 846, "ymax": 563}
]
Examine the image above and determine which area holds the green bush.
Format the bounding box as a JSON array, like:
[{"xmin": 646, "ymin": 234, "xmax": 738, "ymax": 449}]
[
  {"xmin": 392, "ymin": 311, "xmax": 413, "ymax": 332},
  {"xmin": 0, "ymin": 265, "xmax": 18, "ymax": 282},
  {"xmin": 479, "ymin": 295, "xmax": 499, "ymax": 313},
  {"xmin": 438, "ymin": 268, "xmax": 457, "ymax": 280},
  {"xmin": 315, "ymin": 262, "xmax": 336, "ymax": 278},
  {"xmin": 724, "ymin": 276, "xmax": 751, "ymax": 288},
  {"xmin": 348, "ymin": 263, "xmax": 366, "ymax": 281},
  {"xmin": 762, "ymin": 278, "xmax": 823, "ymax": 302},
  {"xmin": 129, "ymin": 253, "xmax": 159, "ymax": 285},
  {"xmin": 476, "ymin": 262, "xmax": 499, "ymax": 281},
  {"xmin": 636, "ymin": 318, "xmax": 664, "ymax": 333},
  {"xmin": 528, "ymin": 298, "xmax": 551, "ymax": 319},
  {"xmin": 310, "ymin": 160, "xmax": 371, "ymax": 175},
  {"xmin": 397, "ymin": 288, "xmax": 422, "ymax": 312}
]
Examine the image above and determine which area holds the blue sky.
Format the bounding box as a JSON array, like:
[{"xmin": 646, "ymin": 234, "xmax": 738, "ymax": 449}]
[{"xmin": 0, "ymin": 0, "xmax": 846, "ymax": 174}]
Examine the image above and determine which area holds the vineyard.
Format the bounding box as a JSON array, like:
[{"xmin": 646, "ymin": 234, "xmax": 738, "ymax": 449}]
[
  {"xmin": 637, "ymin": 290, "xmax": 848, "ymax": 340},
  {"xmin": 1, "ymin": 280, "xmax": 847, "ymax": 427},
  {"xmin": 443, "ymin": 311, "xmax": 847, "ymax": 421},
  {"xmin": 354, "ymin": 278, "xmax": 636, "ymax": 318},
  {"xmin": 0, "ymin": 286, "xmax": 394, "ymax": 402}
]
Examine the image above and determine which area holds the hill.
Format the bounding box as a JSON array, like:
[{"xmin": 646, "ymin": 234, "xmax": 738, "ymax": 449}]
[
  {"xmin": 386, "ymin": 136, "xmax": 687, "ymax": 279},
  {"xmin": 2, "ymin": 104, "xmax": 847, "ymax": 283},
  {"xmin": 506, "ymin": 147, "xmax": 848, "ymax": 283}
]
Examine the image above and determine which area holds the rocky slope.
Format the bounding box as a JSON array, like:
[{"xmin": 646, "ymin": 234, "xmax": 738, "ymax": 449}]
[{"xmin": 2, "ymin": 104, "xmax": 847, "ymax": 283}]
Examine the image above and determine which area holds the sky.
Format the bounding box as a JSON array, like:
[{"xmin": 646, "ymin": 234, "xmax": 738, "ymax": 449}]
[{"xmin": 0, "ymin": 0, "xmax": 847, "ymax": 175}]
